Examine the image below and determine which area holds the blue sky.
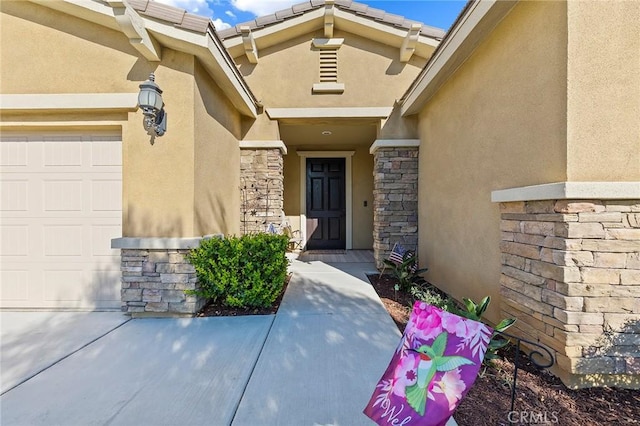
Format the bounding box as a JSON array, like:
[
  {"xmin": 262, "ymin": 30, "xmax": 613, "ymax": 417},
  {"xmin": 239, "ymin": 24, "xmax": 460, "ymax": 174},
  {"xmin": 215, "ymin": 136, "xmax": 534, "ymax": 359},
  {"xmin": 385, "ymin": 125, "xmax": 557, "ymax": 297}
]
[{"xmin": 155, "ymin": 0, "xmax": 467, "ymax": 32}]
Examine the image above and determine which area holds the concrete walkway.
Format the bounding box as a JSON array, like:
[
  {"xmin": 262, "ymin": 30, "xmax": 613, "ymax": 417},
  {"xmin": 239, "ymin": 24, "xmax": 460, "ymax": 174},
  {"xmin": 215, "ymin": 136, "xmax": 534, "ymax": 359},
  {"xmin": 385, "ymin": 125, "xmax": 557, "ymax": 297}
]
[{"xmin": 0, "ymin": 256, "xmax": 401, "ymax": 425}]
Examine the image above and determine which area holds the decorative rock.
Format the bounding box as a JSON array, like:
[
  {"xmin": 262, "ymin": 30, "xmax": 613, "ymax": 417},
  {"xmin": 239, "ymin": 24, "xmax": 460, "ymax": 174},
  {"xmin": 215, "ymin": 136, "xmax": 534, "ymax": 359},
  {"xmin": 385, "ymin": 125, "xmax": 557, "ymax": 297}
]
[
  {"xmin": 240, "ymin": 148, "xmax": 284, "ymax": 234},
  {"xmin": 118, "ymin": 248, "xmax": 205, "ymax": 316},
  {"xmin": 499, "ymin": 199, "xmax": 640, "ymax": 388},
  {"xmin": 373, "ymin": 146, "xmax": 419, "ymax": 268}
]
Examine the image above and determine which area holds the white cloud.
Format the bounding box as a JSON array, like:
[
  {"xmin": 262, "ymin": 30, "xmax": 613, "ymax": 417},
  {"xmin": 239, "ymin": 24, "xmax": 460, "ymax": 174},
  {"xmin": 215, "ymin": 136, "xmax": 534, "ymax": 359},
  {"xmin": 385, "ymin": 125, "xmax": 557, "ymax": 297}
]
[
  {"xmin": 225, "ymin": 10, "xmax": 236, "ymax": 19},
  {"xmin": 230, "ymin": 0, "xmax": 299, "ymax": 17},
  {"xmin": 212, "ymin": 18, "xmax": 232, "ymax": 30}
]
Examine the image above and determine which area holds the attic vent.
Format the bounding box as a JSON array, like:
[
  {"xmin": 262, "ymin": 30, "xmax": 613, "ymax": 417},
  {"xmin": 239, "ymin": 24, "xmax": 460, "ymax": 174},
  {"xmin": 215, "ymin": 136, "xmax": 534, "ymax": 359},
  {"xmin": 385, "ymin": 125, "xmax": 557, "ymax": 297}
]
[
  {"xmin": 319, "ymin": 50, "xmax": 338, "ymax": 82},
  {"xmin": 312, "ymin": 38, "xmax": 344, "ymax": 94}
]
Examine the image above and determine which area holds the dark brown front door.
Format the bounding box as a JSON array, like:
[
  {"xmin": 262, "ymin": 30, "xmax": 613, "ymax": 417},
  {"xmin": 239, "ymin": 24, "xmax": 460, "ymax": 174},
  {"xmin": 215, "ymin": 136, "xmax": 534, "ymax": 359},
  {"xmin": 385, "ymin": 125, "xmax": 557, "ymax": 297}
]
[{"xmin": 306, "ymin": 158, "xmax": 346, "ymax": 250}]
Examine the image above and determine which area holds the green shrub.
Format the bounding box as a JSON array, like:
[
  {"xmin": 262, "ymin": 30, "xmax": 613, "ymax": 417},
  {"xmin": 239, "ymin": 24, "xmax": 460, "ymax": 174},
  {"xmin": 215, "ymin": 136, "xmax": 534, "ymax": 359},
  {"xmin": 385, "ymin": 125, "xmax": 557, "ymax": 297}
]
[
  {"xmin": 410, "ymin": 283, "xmax": 457, "ymax": 312},
  {"xmin": 187, "ymin": 233, "xmax": 289, "ymax": 308},
  {"xmin": 455, "ymin": 296, "xmax": 516, "ymax": 366},
  {"xmin": 383, "ymin": 250, "xmax": 428, "ymax": 292}
]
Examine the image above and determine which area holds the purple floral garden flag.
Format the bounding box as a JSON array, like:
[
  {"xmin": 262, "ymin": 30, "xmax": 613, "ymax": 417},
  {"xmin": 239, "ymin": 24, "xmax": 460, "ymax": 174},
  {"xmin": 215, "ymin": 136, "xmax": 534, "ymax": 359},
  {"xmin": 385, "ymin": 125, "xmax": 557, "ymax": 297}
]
[{"xmin": 364, "ymin": 302, "xmax": 493, "ymax": 426}]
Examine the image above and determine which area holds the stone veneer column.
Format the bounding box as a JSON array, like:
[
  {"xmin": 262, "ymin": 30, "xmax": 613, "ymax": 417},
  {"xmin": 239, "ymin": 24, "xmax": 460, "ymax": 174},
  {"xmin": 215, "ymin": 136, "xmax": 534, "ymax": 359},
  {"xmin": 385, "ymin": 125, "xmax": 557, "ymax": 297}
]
[
  {"xmin": 370, "ymin": 140, "xmax": 420, "ymax": 268},
  {"xmin": 112, "ymin": 237, "xmax": 211, "ymax": 317},
  {"xmin": 239, "ymin": 141, "xmax": 287, "ymax": 235},
  {"xmin": 497, "ymin": 198, "xmax": 640, "ymax": 388}
]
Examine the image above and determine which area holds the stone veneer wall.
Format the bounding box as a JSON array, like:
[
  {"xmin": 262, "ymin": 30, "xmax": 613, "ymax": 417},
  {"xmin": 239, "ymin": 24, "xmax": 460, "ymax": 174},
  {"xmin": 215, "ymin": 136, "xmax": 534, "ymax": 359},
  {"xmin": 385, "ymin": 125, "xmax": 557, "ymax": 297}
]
[
  {"xmin": 120, "ymin": 248, "xmax": 205, "ymax": 316},
  {"xmin": 240, "ymin": 148, "xmax": 284, "ymax": 234},
  {"xmin": 499, "ymin": 199, "xmax": 640, "ymax": 388},
  {"xmin": 373, "ymin": 146, "xmax": 419, "ymax": 268}
]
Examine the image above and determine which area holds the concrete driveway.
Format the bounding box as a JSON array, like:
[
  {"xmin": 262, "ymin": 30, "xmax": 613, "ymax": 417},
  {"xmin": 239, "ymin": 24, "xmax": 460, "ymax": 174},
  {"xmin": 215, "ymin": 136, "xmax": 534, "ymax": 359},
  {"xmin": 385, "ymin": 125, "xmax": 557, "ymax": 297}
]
[{"xmin": 0, "ymin": 258, "xmax": 403, "ymax": 425}]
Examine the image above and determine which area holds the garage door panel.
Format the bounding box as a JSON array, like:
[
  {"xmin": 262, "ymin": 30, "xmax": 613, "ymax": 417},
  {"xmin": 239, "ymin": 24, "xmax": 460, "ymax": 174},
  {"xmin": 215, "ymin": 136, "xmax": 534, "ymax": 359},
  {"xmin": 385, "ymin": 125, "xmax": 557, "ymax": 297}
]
[
  {"xmin": 43, "ymin": 180, "xmax": 84, "ymax": 212},
  {"xmin": 1, "ymin": 133, "xmax": 122, "ymax": 310},
  {"xmin": 44, "ymin": 225, "xmax": 83, "ymax": 256},
  {"xmin": 92, "ymin": 225, "xmax": 121, "ymax": 256},
  {"xmin": 43, "ymin": 267, "xmax": 119, "ymax": 304},
  {"xmin": 43, "ymin": 269, "xmax": 87, "ymax": 302},
  {"xmin": 0, "ymin": 138, "xmax": 28, "ymax": 166},
  {"xmin": 1, "ymin": 180, "xmax": 29, "ymax": 211},
  {"xmin": 1, "ymin": 174, "xmax": 120, "ymax": 219},
  {"xmin": 44, "ymin": 139, "xmax": 83, "ymax": 167},
  {"xmin": 0, "ymin": 225, "xmax": 29, "ymax": 256},
  {"xmin": 92, "ymin": 270, "xmax": 121, "ymax": 301},
  {"xmin": 91, "ymin": 140, "xmax": 122, "ymax": 166},
  {"xmin": 0, "ymin": 270, "xmax": 29, "ymax": 301},
  {"xmin": 92, "ymin": 180, "xmax": 122, "ymax": 211}
]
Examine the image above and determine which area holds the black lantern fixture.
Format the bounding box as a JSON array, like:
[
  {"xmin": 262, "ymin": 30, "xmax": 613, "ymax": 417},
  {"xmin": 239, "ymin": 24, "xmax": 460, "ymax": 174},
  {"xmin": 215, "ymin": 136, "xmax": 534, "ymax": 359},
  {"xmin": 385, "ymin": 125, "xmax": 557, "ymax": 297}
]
[{"xmin": 138, "ymin": 73, "xmax": 167, "ymax": 138}]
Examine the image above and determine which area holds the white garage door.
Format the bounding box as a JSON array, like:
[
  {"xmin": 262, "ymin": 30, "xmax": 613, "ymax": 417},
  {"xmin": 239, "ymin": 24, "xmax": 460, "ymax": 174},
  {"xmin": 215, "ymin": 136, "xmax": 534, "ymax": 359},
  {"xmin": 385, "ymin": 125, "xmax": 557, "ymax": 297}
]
[{"xmin": 1, "ymin": 132, "xmax": 122, "ymax": 310}]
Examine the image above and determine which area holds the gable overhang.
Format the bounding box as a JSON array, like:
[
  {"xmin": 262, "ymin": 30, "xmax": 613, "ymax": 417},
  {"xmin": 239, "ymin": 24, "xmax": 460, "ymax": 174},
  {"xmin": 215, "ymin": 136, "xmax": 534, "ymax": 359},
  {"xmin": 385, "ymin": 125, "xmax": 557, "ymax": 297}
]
[
  {"xmin": 28, "ymin": 0, "xmax": 258, "ymax": 118},
  {"xmin": 266, "ymin": 107, "xmax": 392, "ymax": 121},
  {"xmin": 224, "ymin": 7, "xmax": 325, "ymax": 57},
  {"xmin": 222, "ymin": 7, "xmax": 441, "ymax": 61},
  {"xmin": 400, "ymin": 0, "xmax": 517, "ymax": 116}
]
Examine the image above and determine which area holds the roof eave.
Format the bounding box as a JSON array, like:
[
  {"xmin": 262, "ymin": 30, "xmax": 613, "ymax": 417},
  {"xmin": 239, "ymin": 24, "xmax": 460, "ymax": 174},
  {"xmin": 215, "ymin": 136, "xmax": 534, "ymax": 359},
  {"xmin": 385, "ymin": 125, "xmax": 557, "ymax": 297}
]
[
  {"xmin": 221, "ymin": 4, "xmax": 443, "ymax": 60},
  {"xmin": 142, "ymin": 19, "xmax": 258, "ymax": 117},
  {"xmin": 28, "ymin": 0, "xmax": 258, "ymax": 118},
  {"xmin": 400, "ymin": 0, "xmax": 517, "ymax": 116}
]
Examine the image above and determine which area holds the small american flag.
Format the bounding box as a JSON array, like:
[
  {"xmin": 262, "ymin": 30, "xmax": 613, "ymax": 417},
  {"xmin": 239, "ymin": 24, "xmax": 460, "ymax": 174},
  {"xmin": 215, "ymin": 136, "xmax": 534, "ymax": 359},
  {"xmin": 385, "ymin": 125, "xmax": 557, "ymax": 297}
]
[
  {"xmin": 388, "ymin": 243, "xmax": 406, "ymax": 264},
  {"xmin": 266, "ymin": 223, "xmax": 278, "ymax": 234}
]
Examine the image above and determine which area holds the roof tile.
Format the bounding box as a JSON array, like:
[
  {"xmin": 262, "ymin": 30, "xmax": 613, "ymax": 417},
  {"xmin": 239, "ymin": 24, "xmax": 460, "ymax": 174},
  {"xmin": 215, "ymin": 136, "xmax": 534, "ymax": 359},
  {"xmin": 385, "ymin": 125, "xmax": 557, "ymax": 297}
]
[
  {"xmin": 216, "ymin": 0, "xmax": 444, "ymax": 41},
  {"xmin": 363, "ymin": 6, "xmax": 386, "ymax": 21},
  {"xmin": 255, "ymin": 13, "xmax": 280, "ymax": 27},
  {"xmin": 275, "ymin": 8, "xmax": 300, "ymax": 20},
  {"xmin": 335, "ymin": 0, "xmax": 353, "ymax": 7},
  {"xmin": 178, "ymin": 13, "xmax": 210, "ymax": 33},
  {"xmin": 347, "ymin": 2, "xmax": 368, "ymax": 14},
  {"xmin": 144, "ymin": 1, "xmax": 185, "ymax": 24},
  {"xmin": 291, "ymin": 2, "xmax": 314, "ymax": 14},
  {"xmin": 128, "ymin": 0, "xmax": 149, "ymax": 12},
  {"xmin": 380, "ymin": 12, "xmax": 405, "ymax": 27},
  {"xmin": 216, "ymin": 26, "xmax": 238, "ymax": 38}
]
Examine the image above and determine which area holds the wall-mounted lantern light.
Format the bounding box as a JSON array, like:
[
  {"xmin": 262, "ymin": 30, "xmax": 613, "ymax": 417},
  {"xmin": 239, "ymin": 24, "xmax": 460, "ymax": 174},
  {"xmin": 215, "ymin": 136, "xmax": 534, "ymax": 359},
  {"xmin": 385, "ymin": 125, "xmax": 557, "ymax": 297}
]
[{"xmin": 138, "ymin": 73, "xmax": 167, "ymax": 138}]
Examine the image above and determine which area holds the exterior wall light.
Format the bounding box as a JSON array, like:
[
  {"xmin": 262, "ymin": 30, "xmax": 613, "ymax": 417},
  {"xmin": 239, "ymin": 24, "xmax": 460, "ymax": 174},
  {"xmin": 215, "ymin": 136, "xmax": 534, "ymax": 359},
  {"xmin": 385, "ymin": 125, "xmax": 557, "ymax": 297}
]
[{"xmin": 138, "ymin": 73, "xmax": 167, "ymax": 138}]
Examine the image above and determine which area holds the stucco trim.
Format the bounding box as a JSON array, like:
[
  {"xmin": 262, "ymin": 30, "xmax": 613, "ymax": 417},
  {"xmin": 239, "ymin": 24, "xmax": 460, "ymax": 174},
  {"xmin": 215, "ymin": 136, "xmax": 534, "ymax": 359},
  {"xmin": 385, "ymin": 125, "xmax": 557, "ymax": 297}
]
[
  {"xmin": 239, "ymin": 140, "xmax": 287, "ymax": 155},
  {"xmin": 267, "ymin": 107, "xmax": 393, "ymax": 119},
  {"xmin": 401, "ymin": 0, "xmax": 517, "ymax": 116},
  {"xmin": 221, "ymin": 6, "xmax": 441, "ymax": 58},
  {"xmin": 111, "ymin": 235, "xmax": 222, "ymax": 250},
  {"xmin": 0, "ymin": 93, "xmax": 138, "ymax": 112},
  {"xmin": 108, "ymin": 0, "xmax": 162, "ymax": 61},
  {"xmin": 297, "ymin": 151, "xmax": 356, "ymax": 251},
  {"xmin": 312, "ymin": 83, "xmax": 345, "ymax": 94},
  {"xmin": 491, "ymin": 182, "xmax": 640, "ymax": 202},
  {"xmin": 369, "ymin": 139, "xmax": 420, "ymax": 154},
  {"xmin": 312, "ymin": 38, "xmax": 344, "ymax": 49}
]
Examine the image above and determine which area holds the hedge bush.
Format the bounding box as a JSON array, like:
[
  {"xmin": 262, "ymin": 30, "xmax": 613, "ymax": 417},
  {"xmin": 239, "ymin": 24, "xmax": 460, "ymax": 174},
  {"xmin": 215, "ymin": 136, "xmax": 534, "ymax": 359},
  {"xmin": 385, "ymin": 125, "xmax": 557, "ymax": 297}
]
[{"xmin": 187, "ymin": 233, "xmax": 289, "ymax": 308}]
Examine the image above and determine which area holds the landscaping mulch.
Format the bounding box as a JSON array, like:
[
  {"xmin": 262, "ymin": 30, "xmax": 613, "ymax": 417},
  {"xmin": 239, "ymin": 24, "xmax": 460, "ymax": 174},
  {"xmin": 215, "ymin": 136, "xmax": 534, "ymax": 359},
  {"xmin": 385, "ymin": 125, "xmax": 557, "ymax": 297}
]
[{"xmin": 368, "ymin": 273, "xmax": 640, "ymax": 426}]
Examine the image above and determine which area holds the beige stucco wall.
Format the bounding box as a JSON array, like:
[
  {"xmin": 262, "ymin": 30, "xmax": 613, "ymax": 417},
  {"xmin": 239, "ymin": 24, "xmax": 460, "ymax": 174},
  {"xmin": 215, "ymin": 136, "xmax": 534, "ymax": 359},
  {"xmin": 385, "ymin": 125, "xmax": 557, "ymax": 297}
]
[
  {"xmin": 417, "ymin": 1, "xmax": 569, "ymax": 322},
  {"xmin": 0, "ymin": 2, "xmax": 142, "ymax": 94},
  {"xmin": 1, "ymin": 2, "xmax": 242, "ymax": 238},
  {"xmin": 352, "ymin": 146, "xmax": 375, "ymax": 249},
  {"xmin": 566, "ymin": 1, "xmax": 640, "ymax": 181},
  {"xmin": 123, "ymin": 50, "xmax": 201, "ymax": 238},
  {"xmin": 194, "ymin": 61, "xmax": 242, "ymax": 236},
  {"xmin": 234, "ymin": 29, "xmax": 427, "ymax": 109}
]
